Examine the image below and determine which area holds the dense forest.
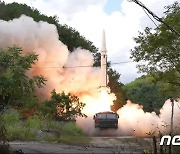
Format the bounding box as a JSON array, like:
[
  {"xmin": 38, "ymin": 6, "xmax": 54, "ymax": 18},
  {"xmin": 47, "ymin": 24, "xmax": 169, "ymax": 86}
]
[{"xmin": 123, "ymin": 76, "xmax": 174, "ymax": 113}]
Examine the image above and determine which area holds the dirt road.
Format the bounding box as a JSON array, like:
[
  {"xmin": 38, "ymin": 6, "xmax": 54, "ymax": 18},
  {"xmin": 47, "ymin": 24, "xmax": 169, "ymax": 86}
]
[{"xmin": 10, "ymin": 136, "xmax": 154, "ymax": 153}]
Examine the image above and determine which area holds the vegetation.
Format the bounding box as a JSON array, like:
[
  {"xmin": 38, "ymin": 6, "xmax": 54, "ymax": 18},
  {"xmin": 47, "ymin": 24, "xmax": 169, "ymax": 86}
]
[
  {"xmin": 0, "ymin": 1, "xmax": 179, "ymax": 151},
  {"xmin": 108, "ymin": 68, "xmax": 127, "ymax": 111},
  {"xmin": 41, "ymin": 90, "xmax": 87, "ymax": 120},
  {"xmin": 0, "ymin": 108, "xmax": 89, "ymax": 145},
  {"xmin": 0, "ymin": 46, "xmax": 87, "ymax": 146},
  {"xmin": 0, "ymin": 47, "xmax": 46, "ymax": 112},
  {"xmin": 123, "ymin": 75, "xmax": 173, "ymax": 113},
  {"xmin": 0, "ymin": 115, "xmax": 10, "ymax": 154},
  {"xmin": 131, "ymin": 2, "xmax": 180, "ymax": 98},
  {"xmin": 0, "ymin": 1, "xmax": 98, "ymax": 54},
  {"xmin": 0, "ymin": 1, "xmax": 127, "ymax": 111}
]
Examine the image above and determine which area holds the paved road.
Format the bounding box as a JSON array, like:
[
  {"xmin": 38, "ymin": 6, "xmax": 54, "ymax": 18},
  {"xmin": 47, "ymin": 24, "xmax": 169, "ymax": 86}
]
[{"xmin": 10, "ymin": 137, "xmax": 154, "ymax": 153}]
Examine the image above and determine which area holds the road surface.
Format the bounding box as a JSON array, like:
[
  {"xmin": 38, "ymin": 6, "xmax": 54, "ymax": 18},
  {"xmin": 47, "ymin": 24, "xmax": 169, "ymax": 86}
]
[{"xmin": 10, "ymin": 137, "xmax": 155, "ymax": 153}]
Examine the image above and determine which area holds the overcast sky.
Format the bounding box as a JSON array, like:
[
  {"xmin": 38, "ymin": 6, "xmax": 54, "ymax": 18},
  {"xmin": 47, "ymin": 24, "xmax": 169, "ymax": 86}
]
[{"xmin": 3, "ymin": 0, "xmax": 176, "ymax": 83}]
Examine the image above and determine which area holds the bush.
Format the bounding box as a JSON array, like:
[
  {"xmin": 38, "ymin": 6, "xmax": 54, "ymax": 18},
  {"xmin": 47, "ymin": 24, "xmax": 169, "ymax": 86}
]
[
  {"xmin": 1, "ymin": 109, "xmax": 89, "ymax": 144},
  {"xmin": 59, "ymin": 122, "xmax": 89, "ymax": 145},
  {"xmin": 24, "ymin": 116, "xmax": 43, "ymax": 130},
  {"xmin": 60, "ymin": 122, "xmax": 82, "ymax": 136},
  {"xmin": 1, "ymin": 108, "xmax": 20, "ymax": 126}
]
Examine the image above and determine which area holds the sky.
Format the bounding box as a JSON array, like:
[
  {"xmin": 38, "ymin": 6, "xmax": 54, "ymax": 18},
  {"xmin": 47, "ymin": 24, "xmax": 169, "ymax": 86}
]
[{"xmin": 3, "ymin": 0, "xmax": 176, "ymax": 84}]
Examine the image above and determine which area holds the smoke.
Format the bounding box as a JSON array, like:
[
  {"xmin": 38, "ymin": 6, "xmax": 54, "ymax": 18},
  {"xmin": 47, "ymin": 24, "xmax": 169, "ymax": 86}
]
[
  {"xmin": 77, "ymin": 99, "xmax": 180, "ymax": 137},
  {"xmin": 0, "ymin": 15, "xmax": 179, "ymax": 137},
  {"xmin": 116, "ymin": 99, "xmax": 180, "ymax": 136},
  {"xmin": 0, "ymin": 15, "xmax": 101, "ymax": 99}
]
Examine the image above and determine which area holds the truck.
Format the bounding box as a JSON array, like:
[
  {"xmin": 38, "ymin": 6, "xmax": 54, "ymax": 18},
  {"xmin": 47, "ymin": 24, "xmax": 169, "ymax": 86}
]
[{"xmin": 93, "ymin": 111, "xmax": 119, "ymax": 129}]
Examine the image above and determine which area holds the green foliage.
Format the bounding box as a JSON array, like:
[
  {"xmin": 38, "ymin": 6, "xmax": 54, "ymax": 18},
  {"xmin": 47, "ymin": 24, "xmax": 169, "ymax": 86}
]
[
  {"xmin": 0, "ymin": 1, "xmax": 127, "ymax": 114},
  {"xmin": 0, "ymin": 1, "xmax": 98, "ymax": 54},
  {"xmin": 58, "ymin": 24, "xmax": 98, "ymax": 53},
  {"xmin": 0, "ymin": 47, "xmax": 46, "ymax": 111},
  {"xmin": 1, "ymin": 108, "xmax": 20, "ymax": 125},
  {"xmin": 1, "ymin": 109, "xmax": 41, "ymax": 141},
  {"xmin": 123, "ymin": 76, "xmax": 173, "ymax": 113},
  {"xmin": 0, "ymin": 111, "xmax": 11, "ymax": 154},
  {"xmin": 131, "ymin": 2, "xmax": 180, "ymax": 98},
  {"xmin": 42, "ymin": 90, "xmax": 86, "ymax": 120},
  {"xmin": 0, "ymin": 1, "xmax": 57, "ymax": 24},
  {"xmin": 42, "ymin": 134, "xmax": 57, "ymax": 142},
  {"xmin": 1, "ymin": 109, "xmax": 88, "ymax": 144},
  {"xmin": 60, "ymin": 122, "xmax": 82, "ymax": 136},
  {"xmin": 108, "ymin": 68, "xmax": 126, "ymax": 111},
  {"xmin": 0, "ymin": 116, "xmax": 8, "ymax": 144},
  {"xmin": 0, "ymin": 1, "xmax": 126, "ymax": 110},
  {"xmin": 24, "ymin": 116, "xmax": 43, "ymax": 130},
  {"xmin": 59, "ymin": 122, "xmax": 89, "ymax": 145}
]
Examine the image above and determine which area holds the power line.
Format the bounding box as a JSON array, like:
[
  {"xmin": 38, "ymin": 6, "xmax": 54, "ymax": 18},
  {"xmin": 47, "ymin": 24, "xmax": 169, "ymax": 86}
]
[
  {"xmin": 111, "ymin": 61, "xmax": 133, "ymax": 65},
  {"xmin": 32, "ymin": 61, "xmax": 133, "ymax": 69},
  {"xmin": 142, "ymin": 8, "xmax": 158, "ymax": 28},
  {"xmin": 129, "ymin": 0, "xmax": 180, "ymax": 36}
]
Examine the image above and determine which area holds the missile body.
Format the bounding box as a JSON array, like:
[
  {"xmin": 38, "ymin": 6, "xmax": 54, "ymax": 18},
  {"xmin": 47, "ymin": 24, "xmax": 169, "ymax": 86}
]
[{"xmin": 101, "ymin": 30, "xmax": 108, "ymax": 88}]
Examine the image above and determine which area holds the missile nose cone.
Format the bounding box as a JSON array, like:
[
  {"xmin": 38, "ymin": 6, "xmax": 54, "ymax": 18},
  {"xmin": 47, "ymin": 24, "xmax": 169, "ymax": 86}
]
[{"xmin": 101, "ymin": 30, "xmax": 107, "ymax": 52}]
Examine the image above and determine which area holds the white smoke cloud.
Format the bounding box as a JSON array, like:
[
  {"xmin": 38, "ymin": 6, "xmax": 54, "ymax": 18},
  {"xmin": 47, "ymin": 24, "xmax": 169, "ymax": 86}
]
[
  {"xmin": 117, "ymin": 99, "xmax": 180, "ymax": 136},
  {"xmin": 0, "ymin": 15, "xmax": 101, "ymax": 98}
]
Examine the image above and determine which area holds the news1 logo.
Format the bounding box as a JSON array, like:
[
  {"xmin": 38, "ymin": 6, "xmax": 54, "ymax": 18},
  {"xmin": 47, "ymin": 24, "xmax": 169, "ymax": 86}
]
[{"xmin": 160, "ymin": 135, "xmax": 180, "ymax": 146}]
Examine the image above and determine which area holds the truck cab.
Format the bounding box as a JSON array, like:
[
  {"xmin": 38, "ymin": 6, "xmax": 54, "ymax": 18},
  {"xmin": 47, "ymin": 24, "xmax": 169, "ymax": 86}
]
[{"xmin": 93, "ymin": 111, "xmax": 119, "ymax": 129}]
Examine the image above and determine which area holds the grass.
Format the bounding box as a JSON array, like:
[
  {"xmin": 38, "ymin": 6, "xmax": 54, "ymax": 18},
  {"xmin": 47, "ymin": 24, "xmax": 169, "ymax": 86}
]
[
  {"xmin": 172, "ymin": 146, "xmax": 180, "ymax": 154},
  {"xmin": 58, "ymin": 122, "xmax": 90, "ymax": 145},
  {"xmin": 1, "ymin": 108, "xmax": 89, "ymax": 145}
]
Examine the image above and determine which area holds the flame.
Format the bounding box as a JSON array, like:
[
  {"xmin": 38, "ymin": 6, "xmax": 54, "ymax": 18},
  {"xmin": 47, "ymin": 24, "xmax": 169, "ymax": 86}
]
[
  {"xmin": 80, "ymin": 88, "xmax": 116, "ymax": 115},
  {"xmin": 99, "ymin": 89, "xmax": 111, "ymax": 112}
]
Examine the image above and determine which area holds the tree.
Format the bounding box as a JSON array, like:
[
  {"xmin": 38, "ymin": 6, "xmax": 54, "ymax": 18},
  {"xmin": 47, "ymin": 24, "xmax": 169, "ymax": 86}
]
[
  {"xmin": 123, "ymin": 75, "xmax": 173, "ymax": 113},
  {"xmin": 131, "ymin": 2, "xmax": 180, "ymax": 97},
  {"xmin": 0, "ymin": 1, "xmax": 127, "ymax": 112},
  {"xmin": 108, "ymin": 68, "xmax": 126, "ymax": 112},
  {"xmin": 0, "ymin": 47, "xmax": 46, "ymax": 111},
  {"xmin": 42, "ymin": 90, "xmax": 86, "ymax": 120},
  {"xmin": 0, "ymin": 1, "xmax": 98, "ymax": 54}
]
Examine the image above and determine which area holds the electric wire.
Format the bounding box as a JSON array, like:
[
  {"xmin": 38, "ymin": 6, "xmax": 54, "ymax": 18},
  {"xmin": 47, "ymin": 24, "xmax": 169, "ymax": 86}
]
[
  {"xmin": 130, "ymin": 0, "xmax": 180, "ymax": 36},
  {"xmin": 142, "ymin": 8, "xmax": 158, "ymax": 28},
  {"xmin": 31, "ymin": 61, "xmax": 133, "ymax": 69}
]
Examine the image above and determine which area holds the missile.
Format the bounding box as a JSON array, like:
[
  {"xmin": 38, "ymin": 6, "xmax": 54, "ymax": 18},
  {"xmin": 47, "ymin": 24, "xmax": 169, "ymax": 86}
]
[{"xmin": 101, "ymin": 30, "xmax": 108, "ymax": 88}]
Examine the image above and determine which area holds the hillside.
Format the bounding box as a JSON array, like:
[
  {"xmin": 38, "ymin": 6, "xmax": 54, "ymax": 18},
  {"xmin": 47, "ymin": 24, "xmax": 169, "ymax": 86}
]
[{"xmin": 0, "ymin": 1, "xmax": 98, "ymax": 54}]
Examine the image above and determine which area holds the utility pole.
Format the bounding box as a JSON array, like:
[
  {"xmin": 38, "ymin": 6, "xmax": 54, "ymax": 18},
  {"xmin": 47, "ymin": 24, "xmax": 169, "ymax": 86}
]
[{"xmin": 169, "ymin": 97, "xmax": 174, "ymax": 154}]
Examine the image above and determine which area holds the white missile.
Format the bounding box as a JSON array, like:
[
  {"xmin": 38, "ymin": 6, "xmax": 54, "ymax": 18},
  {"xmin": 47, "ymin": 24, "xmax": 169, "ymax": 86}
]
[{"xmin": 101, "ymin": 30, "xmax": 108, "ymax": 88}]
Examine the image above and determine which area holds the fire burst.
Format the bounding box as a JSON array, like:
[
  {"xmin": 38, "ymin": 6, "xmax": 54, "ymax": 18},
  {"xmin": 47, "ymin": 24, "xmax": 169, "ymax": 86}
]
[{"xmin": 80, "ymin": 88, "xmax": 116, "ymax": 115}]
